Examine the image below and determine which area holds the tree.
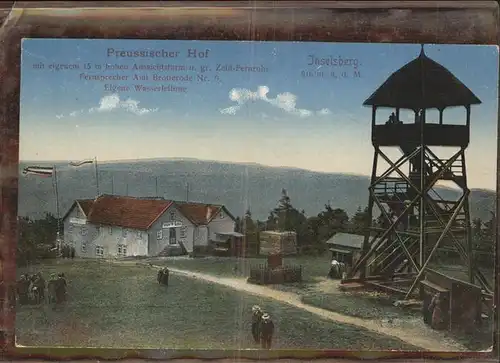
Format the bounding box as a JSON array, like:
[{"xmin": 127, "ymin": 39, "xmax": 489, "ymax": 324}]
[
  {"xmin": 234, "ymin": 216, "xmax": 242, "ymax": 233},
  {"xmin": 318, "ymin": 204, "xmax": 349, "ymax": 230},
  {"xmin": 265, "ymin": 189, "xmax": 309, "ymax": 247},
  {"xmin": 17, "ymin": 213, "xmax": 59, "ymax": 267},
  {"xmin": 243, "ymin": 209, "xmax": 257, "ymax": 233},
  {"xmin": 472, "ymin": 217, "xmax": 482, "ymax": 239},
  {"xmin": 351, "ymin": 206, "xmax": 370, "ymax": 233},
  {"xmin": 274, "ymin": 190, "xmax": 307, "ymax": 233},
  {"xmin": 242, "ymin": 209, "xmax": 259, "ymax": 255}
]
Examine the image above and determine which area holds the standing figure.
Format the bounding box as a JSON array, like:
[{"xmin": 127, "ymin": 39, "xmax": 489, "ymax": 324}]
[
  {"xmin": 328, "ymin": 259, "xmax": 340, "ymax": 279},
  {"xmin": 338, "ymin": 262, "xmax": 346, "ymax": 278},
  {"xmin": 388, "ymin": 112, "xmax": 396, "ymax": 124},
  {"xmin": 27, "ymin": 275, "xmax": 37, "ymax": 304},
  {"xmin": 423, "ymin": 293, "xmax": 432, "ymax": 325},
  {"xmin": 260, "ymin": 313, "xmax": 274, "ymax": 349},
  {"xmin": 161, "ymin": 267, "xmax": 170, "ymax": 286},
  {"xmin": 16, "ymin": 275, "xmax": 29, "ymax": 305},
  {"xmin": 429, "ymin": 292, "xmax": 444, "ymax": 330},
  {"xmin": 70, "ymin": 247, "xmax": 75, "ymax": 260},
  {"xmin": 157, "ymin": 268, "xmax": 164, "ymax": 284},
  {"xmin": 251, "ymin": 305, "xmax": 263, "ymax": 344},
  {"xmin": 47, "ymin": 274, "xmax": 57, "ymax": 304},
  {"xmin": 34, "ymin": 272, "xmax": 46, "ymax": 302},
  {"xmin": 55, "ymin": 273, "xmax": 67, "ymax": 304}
]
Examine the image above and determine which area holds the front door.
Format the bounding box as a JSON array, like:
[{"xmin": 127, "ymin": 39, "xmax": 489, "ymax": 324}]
[{"xmin": 169, "ymin": 228, "xmax": 177, "ymax": 245}]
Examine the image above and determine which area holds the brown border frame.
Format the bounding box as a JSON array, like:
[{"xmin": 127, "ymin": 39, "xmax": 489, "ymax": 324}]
[{"xmin": 0, "ymin": 1, "xmax": 498, "ymax": 361}]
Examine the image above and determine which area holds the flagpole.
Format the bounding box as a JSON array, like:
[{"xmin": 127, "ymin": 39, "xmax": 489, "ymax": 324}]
[
  {"xmin": 53, "ymin": 165, "xmax": 61, "ymax": 255},
  {"xmin": 94, "ymin": 156, "xmax": 100, "ymax": 197}
]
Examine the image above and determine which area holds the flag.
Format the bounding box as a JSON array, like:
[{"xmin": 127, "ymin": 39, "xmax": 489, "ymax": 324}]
[
  {"xmin": 23, "ymin": 166, "xmax": 54, "ymax": 177},
  {"xmin": 69, "ymin": 159, "xmax": 94, "ymax": 167}
]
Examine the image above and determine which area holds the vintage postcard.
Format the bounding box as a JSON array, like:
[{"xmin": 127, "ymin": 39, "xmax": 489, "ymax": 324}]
[{"xmin": 16, "ymin": 39, "xmax": 498, "ymax": 351}]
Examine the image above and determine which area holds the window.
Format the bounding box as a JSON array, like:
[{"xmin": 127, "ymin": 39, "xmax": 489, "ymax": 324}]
[
  {"xmin": 117, "ymin": 244, "xmax": 127, "ymax": 257},
  {"xmin": 96, "ymin": 226, "xmax": 101, "ymax": 235},
  {"xmin": 170, "ymin": 211, "xmax": 175, "ymax": 221},
  {"xmin": 180, "ymin": 226, "xmax": 187, "ymax": 239},
  {"xmin": 122, "ymin": 228, "xmax": 128, "ymax": 238},
  {"xmin": 81, "ymin": 242, "xmax": 87, "ymax": 253},
  {"xmin": 169, "ymin": 228, "xmax": 177, "ymax": 245},
  {"xmin": 137, "ymin": 230, "xmax": 142, "ymax": 238},
  {"xmin": 68, "ymin": 225, "xmax": 74, "ymax": 233},
  {"xmin": 157, "ymin": 230, "xmax": 163, "ymax": 240},
  {"xmin": 109, "ymin": 227, "xmax": 113, "ymax": 235},
  {"xmin": 81, "ymin": 227, "xmax": 88, "ymax": 236},
  {"xmin": 95, "ymin": 245, "xmax": 104, "ymax": 257},
  {"xmin": 219, "ymin": 211, "xmax": 224, "ymax": 219}
]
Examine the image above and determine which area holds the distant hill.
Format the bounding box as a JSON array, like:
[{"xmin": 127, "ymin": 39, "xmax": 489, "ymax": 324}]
[{"xmin": 18, "ymin": 158, "xmax": 496, "ymax": 222}]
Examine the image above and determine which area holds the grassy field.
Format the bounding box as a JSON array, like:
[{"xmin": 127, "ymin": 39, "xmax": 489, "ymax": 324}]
[
  {"xmin": 148, "ymin": 255, "xmax": 494, "ymax": 351},
  {"xmin": 154, "ymin": 254, "xmax": 332, "ymax": 282},
  {"xmin": 151, "ymin": 255, "xmax": 411, "ymax": 318},
  {"xmin": 15, "ymin": 259, "xmax": 419, "ymax": 350}
]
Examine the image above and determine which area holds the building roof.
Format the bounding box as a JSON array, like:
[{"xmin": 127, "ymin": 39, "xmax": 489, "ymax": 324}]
[
  {"xmin": 260, "ymin": 230, "xmax": 297, "ymax": 236},
  {"xmin": 363, "ymin": 46, "xmax": 481, "ymax": 110},
  {"xmin": 86, "ymin": 195, "xmax": 172, "ymax": 230},
  {"xmin": 326, "ymin": 232, "xmax": 364, "ymax": 250},
  {"xmin": 61, "ymin": 198, "xmax": 95, "ymax": 221},
  {"xmin": 62, "ymin": 195, "xmax": 234, "ymax": 230},
  {"xmin": 77, "ymin": 199, "xmax": 94, "ymax": 215},
  {"xmin": 174, "ymin": 201, "xmax": 223, "ymax": 225}
]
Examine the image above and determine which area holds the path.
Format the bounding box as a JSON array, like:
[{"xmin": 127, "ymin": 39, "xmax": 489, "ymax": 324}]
[{"xmin": 136, "ymin": 262, "xmax": 467, "ymax": 352}]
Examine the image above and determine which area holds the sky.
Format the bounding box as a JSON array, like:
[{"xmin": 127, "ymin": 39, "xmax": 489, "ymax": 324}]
[{"xmin": 20, "ymin": 39, "xmax": 499, "ymax": 190}]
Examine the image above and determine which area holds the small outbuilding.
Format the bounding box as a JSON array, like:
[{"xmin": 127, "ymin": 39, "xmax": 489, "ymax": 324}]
[{"xmin": 326, "ymin": 232, "xmax": 364, "ymax": 266}]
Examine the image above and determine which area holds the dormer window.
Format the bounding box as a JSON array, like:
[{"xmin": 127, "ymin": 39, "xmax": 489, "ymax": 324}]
[{"xmin": 219, "ymin": 212, "xmax": 224, "ymax": 219}]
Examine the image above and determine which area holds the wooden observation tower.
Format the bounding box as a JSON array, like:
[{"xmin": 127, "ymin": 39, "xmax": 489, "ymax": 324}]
[{"xmin": 347, "ymin": 45, "xmax": 492, "ymax": 299}]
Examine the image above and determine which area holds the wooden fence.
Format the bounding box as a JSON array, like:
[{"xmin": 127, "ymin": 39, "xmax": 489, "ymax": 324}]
[{"xmin": 247, "ymin": 263, "xmax": 302, "ymax": 285}]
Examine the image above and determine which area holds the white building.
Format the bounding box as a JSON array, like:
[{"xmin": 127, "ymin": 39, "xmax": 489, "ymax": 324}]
[{"xmin": 62, "ymin": 194, "xmax": 237, "ymax": 258}]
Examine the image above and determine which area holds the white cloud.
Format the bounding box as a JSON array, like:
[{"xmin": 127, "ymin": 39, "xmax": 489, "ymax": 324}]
[
  {"xmin": 57, "ymin": 93, "xmax": 158, "ymax": 119},
  {"xmin": 219, "ymin": 85, "xmax": 331, "ymax": 118},
  {"xmin": 89, "ymin": 94, "xmax": 158, "ymax": 116}
]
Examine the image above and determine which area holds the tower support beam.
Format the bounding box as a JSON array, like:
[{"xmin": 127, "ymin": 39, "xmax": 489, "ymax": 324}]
[{"xmin": 404, "ymin": 191, "xmax": 469, "ymax": 299}]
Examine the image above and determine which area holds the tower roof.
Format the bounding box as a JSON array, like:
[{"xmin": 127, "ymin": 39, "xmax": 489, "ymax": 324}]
[{"xmin": 363, "ymin": 46, "xmax": 481, "ymax": 110}]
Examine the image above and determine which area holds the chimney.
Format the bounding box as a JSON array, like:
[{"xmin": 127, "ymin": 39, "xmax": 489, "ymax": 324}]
[{"xmin": 206, "ymin": 207, "xmax": 212, "ymax": 222}]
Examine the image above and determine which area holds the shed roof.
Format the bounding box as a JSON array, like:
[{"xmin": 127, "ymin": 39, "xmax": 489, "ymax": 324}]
[
  {"xmin": 326, "ymin": 232, "xmax": 364, "ymax": 249},
  {"xmin": 363, "ymin": 46, "xmax": 481, "ymax": 110}
]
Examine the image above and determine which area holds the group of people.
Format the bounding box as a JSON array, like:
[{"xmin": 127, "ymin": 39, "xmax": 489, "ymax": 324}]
[
  {"xmin": 385, "ymin": 112, "xmax": 403, "ymax": 125},
  {"xmin": 251, "ymin": 305, "xmax": 275, "ymax": 349},
  {"xmin": 157, "ymin": 267, "xmax": 170, "ymax": 286},
  {"xmin": 328, "ymin": 259, "xmax": 347, "ymax": 280},
  {"xmin": 17, "ymin": 272, "xmax": 68, "ymax": 306}
]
